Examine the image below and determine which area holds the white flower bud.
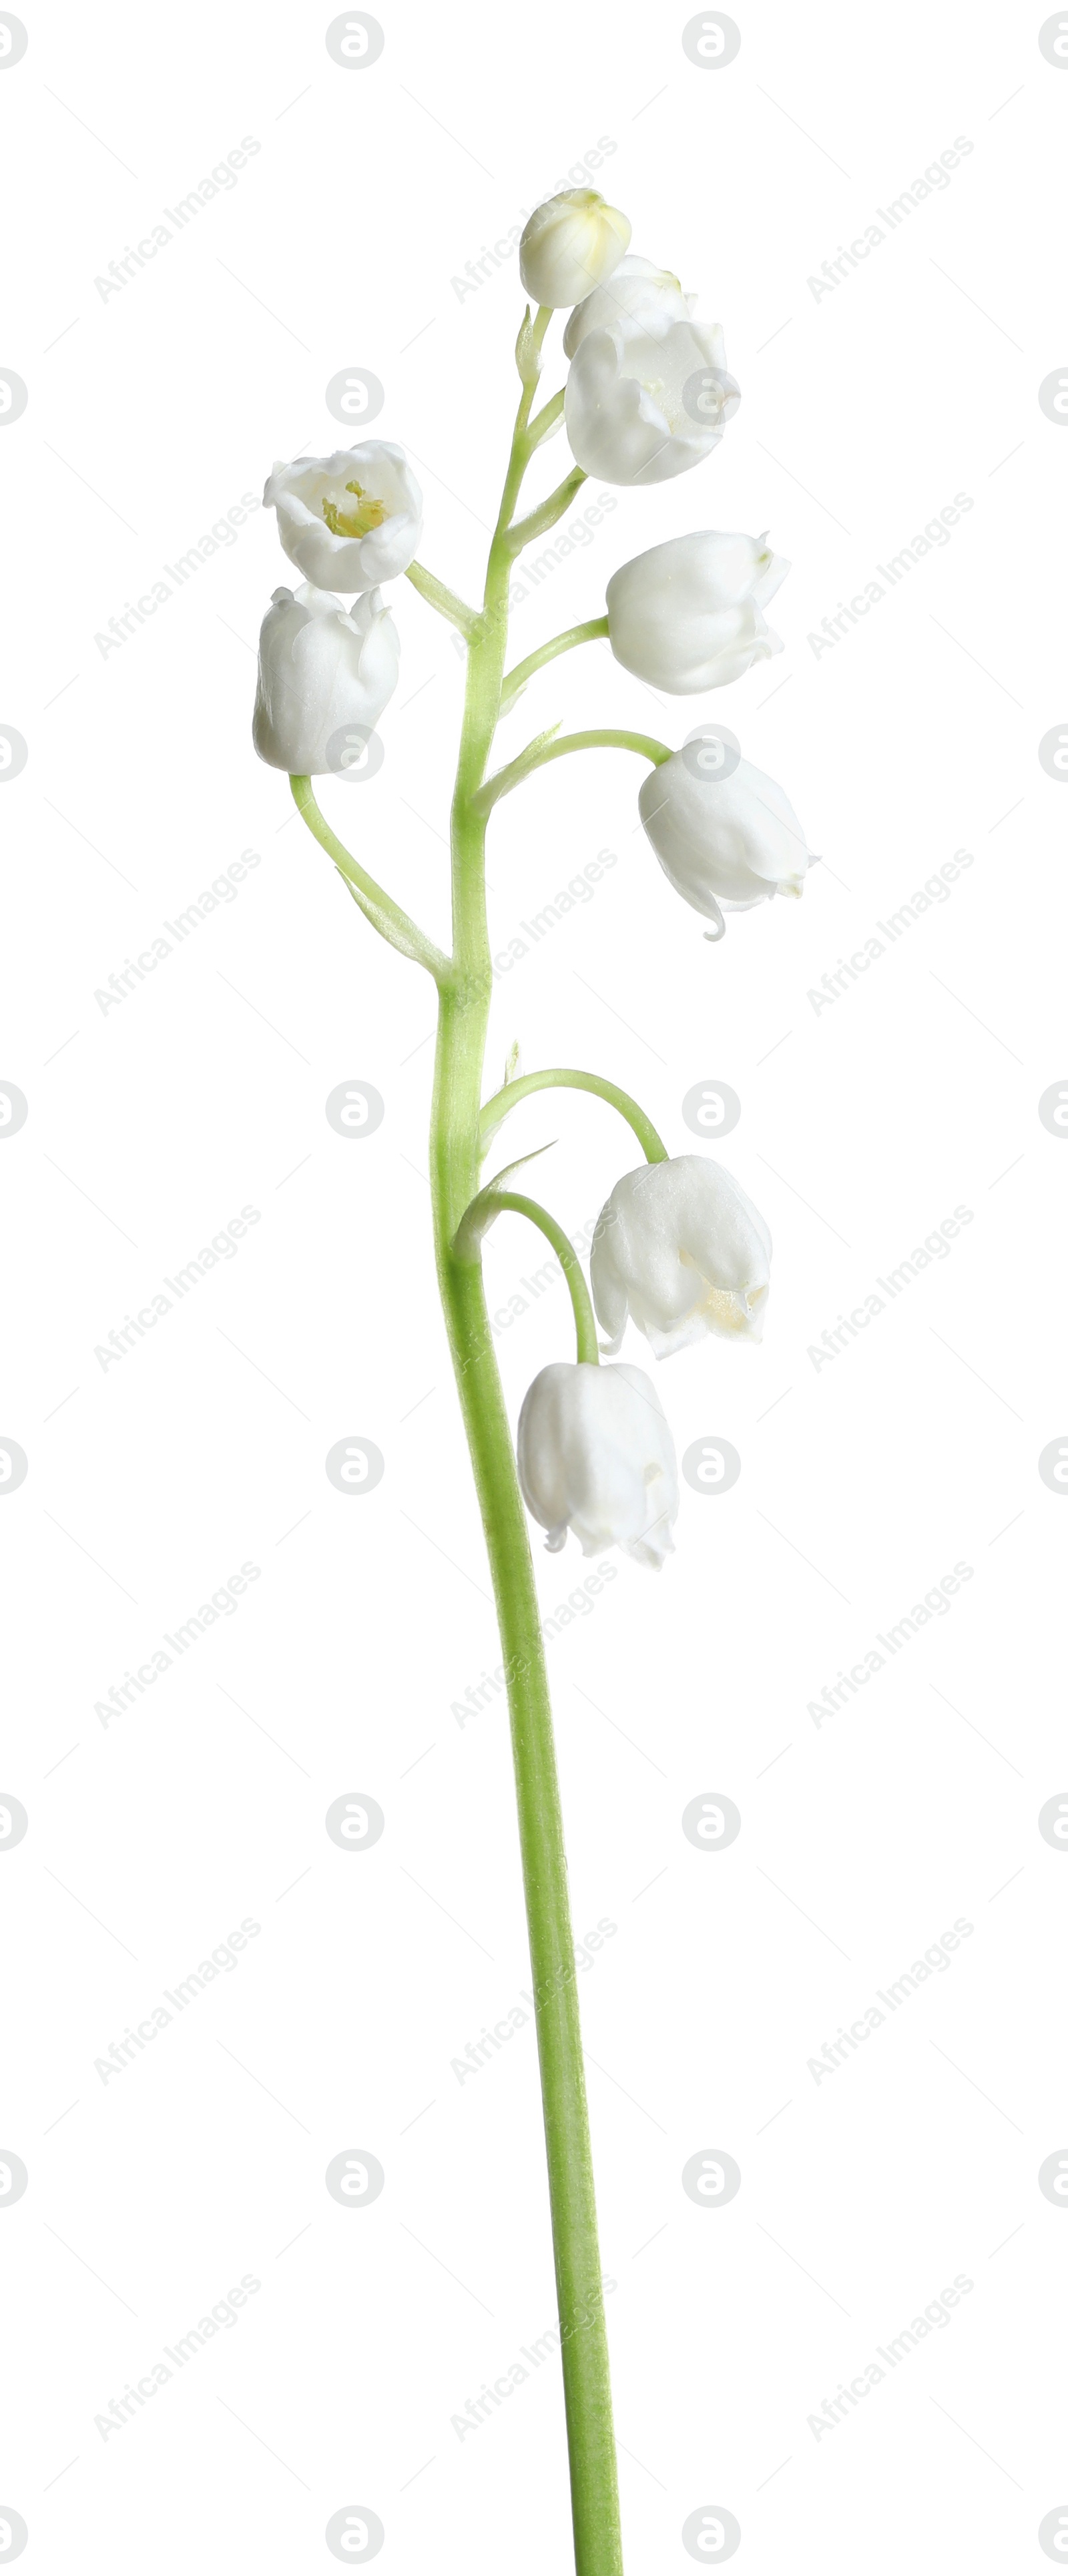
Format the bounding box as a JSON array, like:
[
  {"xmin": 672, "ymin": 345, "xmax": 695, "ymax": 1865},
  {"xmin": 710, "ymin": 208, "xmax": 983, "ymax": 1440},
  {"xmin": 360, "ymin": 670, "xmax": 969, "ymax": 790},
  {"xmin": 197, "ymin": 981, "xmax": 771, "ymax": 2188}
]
[
  {"xmin": 591, "ymin": 1157, "xmax": 772, "ymax": 1359},
  {"xmin": 519, "ymin": 190, "xmax": 631, "ymax": 309},
  {"xmin": 252, "ymin": 583, "xmax": 398, "ymax": 775},
  {"xmin": 517, "ymin": 1361, "xmax": 678, "ymax": 1568},
  {"xmin": 639, "ymin": 745, "xmax": 814, "ymax": 924},
  {"xmin": 606, "ymin": 531, "xmax": 788, "ymax": 692}
]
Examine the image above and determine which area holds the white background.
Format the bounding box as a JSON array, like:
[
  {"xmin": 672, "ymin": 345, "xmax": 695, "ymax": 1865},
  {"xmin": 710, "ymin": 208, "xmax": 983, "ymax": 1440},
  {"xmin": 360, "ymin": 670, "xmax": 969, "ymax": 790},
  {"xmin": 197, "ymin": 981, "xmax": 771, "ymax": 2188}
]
[{"xmin": 1, "ymin": 1, "xmax": 1065, "ymax": 2568}]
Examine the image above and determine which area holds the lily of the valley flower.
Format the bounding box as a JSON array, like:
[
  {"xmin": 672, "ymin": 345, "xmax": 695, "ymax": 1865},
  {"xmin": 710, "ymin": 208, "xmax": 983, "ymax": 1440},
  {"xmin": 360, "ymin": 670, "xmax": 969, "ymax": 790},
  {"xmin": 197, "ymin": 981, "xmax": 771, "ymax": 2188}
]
[
  {"xmin": 638, "ymin": 742, "xmax": 814, "ymax": 927},
  {"xmin": 605, "ymin": 531, "xmax": 788, "ymax": 692},
  {"xmin": 564, "ymin": 316, "xmax": 740, "ymax": 485},
  {"xmin": 591, "ymin": 1157, "xmax": 772, "ymax": 1359},
  {"xmin": 517, "ymin": 1360, "xmax": 678, "ymax": 1568},
  {"xmin": 519, "ymin": 190, "xmax": 631, "ymax": 309},
  {"xmin": 252, "ymin": 583, "xmax": 398, "ymax": 775},
  {"xmin": 563, "ymin": 253, "xmax": 694, "ymax": 355},
  {"xmin": 263, "ymin": 444, "xmax": 423, "ymax": 592}
]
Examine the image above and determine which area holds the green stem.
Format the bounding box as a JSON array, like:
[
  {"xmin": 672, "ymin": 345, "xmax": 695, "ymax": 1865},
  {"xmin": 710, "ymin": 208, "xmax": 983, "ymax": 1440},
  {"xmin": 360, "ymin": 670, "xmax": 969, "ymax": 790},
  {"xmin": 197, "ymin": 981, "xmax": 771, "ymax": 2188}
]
[
  {"xmin": 479, "ymin": 1067, "xmax": 669, "ymax": 1165},
  {"xmin": 288, "ymin": 777, "xmax": 449, "ymax": 983},
  {"xmin": 475, "ymin": 727, "xmax": 672, "ymax": 820},
  {"xmin": 502, "ymin": 617, "xmax": 609, "ymax": 709},
  {"xmin": 405, "ymin": 557, "xmax": 481, "ymax": 640},
  {"xmin": 455, "ymin": 1185, "xmax": 600, "ymax": 1365},
  {"xmin": 428, "ymin": 338, "xmax": 623, "ymax": 2576}
]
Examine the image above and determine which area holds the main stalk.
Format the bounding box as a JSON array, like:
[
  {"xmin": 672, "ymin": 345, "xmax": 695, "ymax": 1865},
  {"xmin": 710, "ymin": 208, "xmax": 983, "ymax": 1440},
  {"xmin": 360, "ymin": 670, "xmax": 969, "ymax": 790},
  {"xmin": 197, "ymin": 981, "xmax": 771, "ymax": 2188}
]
[{"xmin": 426, "ymin": 338, "xmax": 624, "ymax": 2576}]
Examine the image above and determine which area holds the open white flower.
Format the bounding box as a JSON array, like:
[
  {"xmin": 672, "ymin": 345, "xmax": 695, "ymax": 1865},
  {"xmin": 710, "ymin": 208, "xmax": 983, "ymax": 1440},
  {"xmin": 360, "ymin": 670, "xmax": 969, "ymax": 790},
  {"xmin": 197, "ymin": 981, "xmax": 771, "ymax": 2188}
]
[
  {"xmin": 252, "ymin": 583, "xmax": 398, "ymax": 775},
  {"xmin": 606, "ymin": 531, "xmax": 788, "ymax": 692},
  {"xmin": 639, "ymin": 743, "xmax": 814, "ymax": 929},
  {"xmin": 517, "ymin": 1360, "xmax": 678, "ymax": 1568},
  {"xmin": 519, "ymin": 190, "xmax": 631, "ymax": 308},
  {"xmin": 591, "ymin": 1157, "xmax": 772, "ymax": 1359},
  {"xmin": 564, "ymin": 316, "xmax": 739, "ymax": 485},
  {"xmin": 563, "ymin": 254, "xmax": 694, "ymax": 356},
  {"xmin": 263, "ymin": 444, "xmax": 423, "ymax": 591}
]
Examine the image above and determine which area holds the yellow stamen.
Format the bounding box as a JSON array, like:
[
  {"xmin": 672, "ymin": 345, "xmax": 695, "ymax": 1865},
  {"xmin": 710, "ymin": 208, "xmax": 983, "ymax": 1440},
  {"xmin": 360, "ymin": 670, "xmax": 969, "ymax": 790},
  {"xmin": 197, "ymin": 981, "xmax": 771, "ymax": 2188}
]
[{"xmin": 322, "ymin": 479, "xmax": 388, "ymax": 539}]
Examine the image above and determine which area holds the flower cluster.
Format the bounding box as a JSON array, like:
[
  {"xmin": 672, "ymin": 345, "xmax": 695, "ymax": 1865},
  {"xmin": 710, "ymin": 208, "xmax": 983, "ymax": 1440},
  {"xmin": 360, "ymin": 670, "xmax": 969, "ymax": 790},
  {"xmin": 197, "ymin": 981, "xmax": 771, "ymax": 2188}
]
[
  {"xmin": 253, "ymin": 191, "xmax": 814, "ymax": 930},
  {"xmin": 252, "ymin": 186, "xmax": 815, "ymax": 1573},
  {"xmin": 252, "ymin": 445, "xmax": 421, "ymax": 774},
  {"xmin": 519, "ymin": 1155, "xmax": 771, "ymax": 1570}
]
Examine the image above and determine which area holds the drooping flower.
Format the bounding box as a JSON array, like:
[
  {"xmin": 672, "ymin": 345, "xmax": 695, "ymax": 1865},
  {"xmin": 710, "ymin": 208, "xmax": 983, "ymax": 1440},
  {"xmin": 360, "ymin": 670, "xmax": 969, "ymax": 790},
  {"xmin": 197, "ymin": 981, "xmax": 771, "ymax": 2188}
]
[
  {"xmin": 605, "ymin": 531, "xmax": 788, "ymax": 691},
  {"xmin": 591, "ymin": 1157, "xmax": 772, "ymax": 1359},
  {"xmin": 638, "ymin": 743, "xmax": 814, "ymax": 931},
  {"xmin": 252, "ymin": 583, "xmax": 398, "ymax": 775},
  {"xmin": 517, "ymin": 1360, "xmax": 678, "ymax": 1568},
  {"xmin": 564, "ymin": 316, "xmax": 739, "ymax": 485},
  {"xmin": 519, "ymin": 190, "xmax": 631, "ymax": 309},
  {"xmin": 263, "ymin": 444, "xmax": 423, "ymax": 591}
]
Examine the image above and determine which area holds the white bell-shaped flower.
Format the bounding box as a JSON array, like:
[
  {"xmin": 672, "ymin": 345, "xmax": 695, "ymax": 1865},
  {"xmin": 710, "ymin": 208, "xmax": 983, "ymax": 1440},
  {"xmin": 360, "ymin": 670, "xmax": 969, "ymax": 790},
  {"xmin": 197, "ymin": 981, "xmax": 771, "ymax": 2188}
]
[
  {"xmin": 517, "ymin": 1361, "xmax": 678, "ymax": 1569},
  {"xmin": 606, "ymin": 531, "xmax": 788, "ymax": 692},
  {"xmin": 564, "ymin": 316, "xmax": 739, "ymax": 485},
  {"xmin": 591, "ymin": 1157, "xmax": 772, "ymax": 1359},
  {"xmin": 639, "ymin": 744, "xmax": 814, "ymax": 929},
  {"xmin": 252, "ymin": 583, "xmax": 398, "ymax": 775},
  {"xmin": 263, "ymin": 443, "xmax": 423, "ymax": 592}
]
